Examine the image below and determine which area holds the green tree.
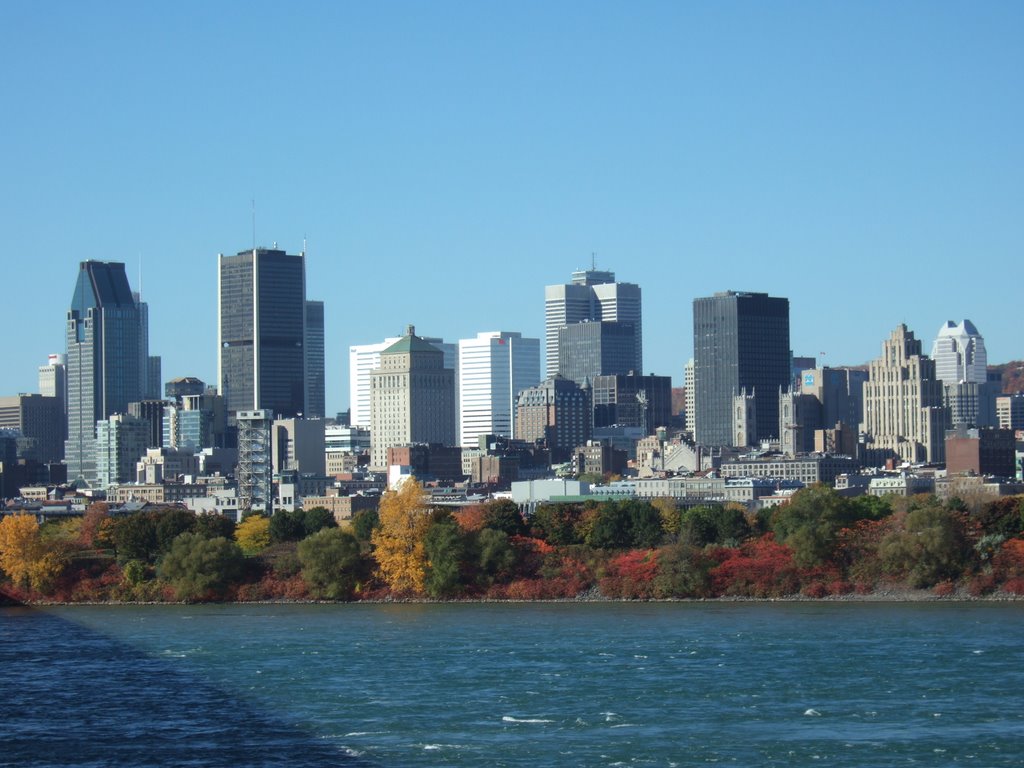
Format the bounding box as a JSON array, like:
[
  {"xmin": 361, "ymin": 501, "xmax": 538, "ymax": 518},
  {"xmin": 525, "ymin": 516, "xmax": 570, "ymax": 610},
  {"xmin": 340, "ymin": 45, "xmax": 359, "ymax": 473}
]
[
  {"xmin": 423, "ymin": 516, "xmax": 467, "ymax": 598},
  {"xmin": 651, "ymin": 497, "xmax": 681, "ymax": 537},
  {"xmin": 482, "ymin": 499, "xmax": 527, "ymax": 536},
  {"xmin": 110, "ymin": 513, "xmax": 160, "ymax": 563},
  {"xmin": 302, "ymin": 507, "xmax": 337, "ymax": 537},
  {"xmin": 530, "ymin": 503, "xmax": 585, "ymax": 546},
  {"xmin": 158, "ymin": 533, "xmax": 245, "ymax": 601},
  {"xmin": 476, "ymin": 528, "xmax": 516, "ymax": 585},
  {"xmin": 651, "ymin": 543, "xmax": 714, "ymax": 598},
  {"xmin": 269, "ymin": 510, "xmax": 306, "ymax": 543},
  {"xmin": 297, "ymin": 528, "xmax": 364, "ymax": 600},
  {"xmin": 771, "ymin": 485, "xmax": 856, "ymax": 567},
  {"xmin": 193, "ymin": 513, "xmax": 237, "ymax": 540},
  {"xmin": 350, "ymin": 508, "xmax": 380, "ymax": 545},
  {"xmin": 680, "ymin": 505, "xmax": 750, "ymax": 548},
  {"xmin": 878, "ymin": 503, "xmax": 971, "ymax": 588},
  {"xmin": 155, "ymin": 508, "xmax": 197, "ymax": 553}
]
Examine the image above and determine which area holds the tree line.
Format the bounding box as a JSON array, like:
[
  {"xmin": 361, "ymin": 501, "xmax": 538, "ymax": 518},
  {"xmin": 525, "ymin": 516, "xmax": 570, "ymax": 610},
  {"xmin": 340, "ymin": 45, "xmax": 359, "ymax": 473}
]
[{"xmin": 2, "ymin": 480, "xmax": 1024, "ymax": 602}]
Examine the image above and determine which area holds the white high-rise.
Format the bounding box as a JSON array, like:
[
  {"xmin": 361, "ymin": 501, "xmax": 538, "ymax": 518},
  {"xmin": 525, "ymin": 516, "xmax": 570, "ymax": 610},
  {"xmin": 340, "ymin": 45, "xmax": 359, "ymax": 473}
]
[
  {"xmin": 931, "ymin": 320, "xmax": 987, "ymax": 384},
  {"xmin": 544, "ymin": 267, "xmax": 642, "ymax": 379},
  {"xmin": 349, "ymin": 334, "xmax": 457, "ymax": 428},
  {"xmin": 458, "ymin": 331, "xmax": 540, "ymax": 448}
]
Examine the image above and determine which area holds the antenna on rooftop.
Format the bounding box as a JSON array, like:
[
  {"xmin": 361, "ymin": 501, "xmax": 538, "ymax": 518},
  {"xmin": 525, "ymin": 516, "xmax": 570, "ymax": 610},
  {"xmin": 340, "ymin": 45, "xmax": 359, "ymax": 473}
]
[
  {"xmin": 252, "ymin": 198, "xmax": 256, "ymax": 250},
  {"xmin": 138, "ymin": 252, "xmax": 143, "ymax": 298},
  {"xmin": 591, "ymin": 252, "xmax": 596, "ymax": 270}
]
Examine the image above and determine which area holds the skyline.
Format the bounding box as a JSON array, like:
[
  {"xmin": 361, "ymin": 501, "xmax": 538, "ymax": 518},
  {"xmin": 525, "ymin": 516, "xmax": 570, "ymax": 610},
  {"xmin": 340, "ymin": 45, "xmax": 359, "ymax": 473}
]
[{"xmin": 3, "ymin": 3, "xmax": 1022, "ymax": 414}]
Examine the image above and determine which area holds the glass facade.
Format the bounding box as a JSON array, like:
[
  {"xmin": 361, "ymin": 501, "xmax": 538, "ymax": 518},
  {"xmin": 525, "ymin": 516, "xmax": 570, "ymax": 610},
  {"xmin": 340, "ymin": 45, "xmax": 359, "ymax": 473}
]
[
  {"xmin": 219, "ymin": 249, "xmax": 306, "ymax": 419},
  {"xmin": 693, "ymin": 292, "xmax": 790, "ymax": 447}
]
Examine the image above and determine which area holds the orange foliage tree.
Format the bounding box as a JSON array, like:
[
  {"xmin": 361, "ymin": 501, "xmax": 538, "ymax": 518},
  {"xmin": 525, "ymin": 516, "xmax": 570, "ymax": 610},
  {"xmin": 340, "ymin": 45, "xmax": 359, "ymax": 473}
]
[{"xmin": 0, "ymin": 514, "xmax": 65, "ymax": 592}]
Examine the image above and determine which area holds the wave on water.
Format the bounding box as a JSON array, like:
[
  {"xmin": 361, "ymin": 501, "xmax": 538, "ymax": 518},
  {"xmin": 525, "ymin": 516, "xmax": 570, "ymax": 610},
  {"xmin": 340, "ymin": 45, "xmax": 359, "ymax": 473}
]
[{"xmin": 502, "ymin": 716, "xmax": 555, "ymax": 724}]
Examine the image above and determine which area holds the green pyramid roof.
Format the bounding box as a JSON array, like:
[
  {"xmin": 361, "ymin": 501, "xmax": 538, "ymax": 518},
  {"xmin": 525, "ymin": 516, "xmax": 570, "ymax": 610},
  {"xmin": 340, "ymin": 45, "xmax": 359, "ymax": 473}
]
[{"xmin": 382, "ymin": 325, "xmax": 443, "ymax": 355}]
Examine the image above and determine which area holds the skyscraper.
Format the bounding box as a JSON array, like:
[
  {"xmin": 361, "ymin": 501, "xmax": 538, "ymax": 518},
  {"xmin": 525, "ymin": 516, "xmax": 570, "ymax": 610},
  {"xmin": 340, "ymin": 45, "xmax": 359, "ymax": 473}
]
[
  {"xmin": 458, "ymin": 331, "xmax": 540, "ymax": 448},
  {"xmin": 65, "ymin": 261, "xmax": 145, "ymax": 485},
  {"xmin": 544, "ymin": 267, "xmax": 642, "ymax": 378},
  {"xmin": 861, "ymin": 324, "xmax": 948, "ymax": 464},
  {"xmin": 305, "ymin": 300, "xmax": 326, "ymax": 419},
  {"xmin": 931, "ymin": 320, "xmax": 987, "ymax": 384},
  {"xmin": 218, "ymin": 247, "xmax": 308, "ymax": 420},
  {"xmin": 931, "ymin": 319, "xmax": 997, "ymax": 428},
  {"xmin": 349, "ymin": 334, "xmax": 457, "ymax": 428},
  {"xmin": 369, "ymin": 326, "xmax": 456, "ymax": 470},
  {"xmin": 692, "ymin": 291, "xmax": 791, "ymax": 447},
  {"xmin": 557, "ymin": 321, "xmax": 637, "ymax": 385}
]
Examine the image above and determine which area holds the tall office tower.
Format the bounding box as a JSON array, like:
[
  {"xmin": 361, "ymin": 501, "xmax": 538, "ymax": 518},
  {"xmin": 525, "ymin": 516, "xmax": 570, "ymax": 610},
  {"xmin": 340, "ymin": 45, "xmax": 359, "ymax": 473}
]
[
  {"xmin": 692, "ymin": 291, "xmax": 791, "ymax": 447},
  {"xmin": 38, "ymin": 353, "xmax": 68, "ymax": 451},
  {"xmin": 237, "ymin": 409, "xmax": 273, "ymax": 516},
  {"xmin": 544, "ymin": 267, "xmax": 642, "ymax": 378},
  {"xmin": 515, "ymin": 375, "xmax": 592, "ymax": 462},
  {"xmin": 458, "ymin": 331, "xmax": 541, "ymax": 448},
  {"xmin": 350, "ymin": 334, "xmax": 457, "ymax": 428},
  {"xmin": 932, "ymin": 320, "xmax": 987, "ymax": 384},
  {"xmin": 799, "ymin": 367, "xmax": 868, "ymax": 431},
  {"xmin": 931, "ymin": 320, "xmax": 997, "ymax": 428},
  {"xmin": 369, "ymin": 326, "xmax": 456, "ymax": 470},
  {"xmin": 683, "ymin": 358, "xmax": 696, "ymax": 436},
  {"xmin": 218, "ymin": 247, "xmax": 306, "ymax": 421},
  {"xmin": 557, "ymin": 321, "xmax": 637, "ymax": 385},
  {"xmin": 65, "ymin": 261, "xmax": 145, "ymax": 486},
  {"xmin": 132, "ymin": 292, "xmax": 162, "ymax": 400},
  {"xmin": 591, "ymin": 373, "xmax": 672, "ymax": 434},
  {"xmin": 127, "ymin": 399, "xmax": 169, "ymax": 449},
  {"xmin": 304, "ymin": 300, "xmax": 326, "ymax": 419},
  {"xmin": 163, "ymin": 390, "xmax": 226, "ymax": 451},
  {"xmin": 861, "ymin": 325, "xmax": 948, "ymax": 464},
  {"xmin": 0, "ymin": 394, "xmax": 64, "ymax": 464},
  {"xmin": 94, "ymin": 413, "xmax": 150, "ymax": 489}
]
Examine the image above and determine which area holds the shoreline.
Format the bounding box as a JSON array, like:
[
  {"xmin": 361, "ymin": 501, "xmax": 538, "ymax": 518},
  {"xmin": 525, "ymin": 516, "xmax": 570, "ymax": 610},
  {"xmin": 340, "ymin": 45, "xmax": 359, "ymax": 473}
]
[{"xmin": 14, "ymin": 588, "xmax": 1024, "ymax": 607}]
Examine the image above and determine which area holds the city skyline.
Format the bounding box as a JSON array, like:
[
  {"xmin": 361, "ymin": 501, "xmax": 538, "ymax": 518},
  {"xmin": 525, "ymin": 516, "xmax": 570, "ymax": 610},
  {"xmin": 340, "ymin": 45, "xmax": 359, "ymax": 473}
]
[{"xmin": 2, "ymin": 4, "xmax": 1022, "ymax": 414}]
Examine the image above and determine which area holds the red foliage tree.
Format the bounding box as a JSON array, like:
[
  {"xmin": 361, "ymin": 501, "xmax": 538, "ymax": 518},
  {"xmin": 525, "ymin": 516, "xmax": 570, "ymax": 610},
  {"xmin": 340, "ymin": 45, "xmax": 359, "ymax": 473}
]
[
  {"xmin": 599, "ymin": 549, "xmax": 660, "ymax": 599},
  {"xmin": 709, "ymin": 534, "xmax": 800, "ymax": 598}
]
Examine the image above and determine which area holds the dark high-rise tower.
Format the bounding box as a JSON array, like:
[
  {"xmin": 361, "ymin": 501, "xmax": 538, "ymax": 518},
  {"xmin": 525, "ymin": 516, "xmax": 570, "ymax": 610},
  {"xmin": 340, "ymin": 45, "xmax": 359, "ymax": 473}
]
[
  {"xmin": 65, "ymin": 261, "xmax": 145, "ymax": 485},
  {"xmin": 218, "ymin": 248, "xmax": 307, "ymax": 419},
  {"xmin": 693, "ymin": 291, "xmax": 791, "ymax": 447},
  {"xmin": 304, "ymin": 300, "xmax": 325, "ymax": 419}
]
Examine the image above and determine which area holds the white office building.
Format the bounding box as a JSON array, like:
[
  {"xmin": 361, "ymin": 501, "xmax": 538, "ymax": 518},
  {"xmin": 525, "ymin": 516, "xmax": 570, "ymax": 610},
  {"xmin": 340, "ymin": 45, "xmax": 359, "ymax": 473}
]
[
  {"xmin": 349, "ymin": 334, "xmax": 456, "ymax": 428},
  {"xmin": 932, "ymin": 319, "xmax": 987, "ymax": 385},
  {"xmin": 458, "ymin": 331, "xmax": 540, "ymax": 448}
]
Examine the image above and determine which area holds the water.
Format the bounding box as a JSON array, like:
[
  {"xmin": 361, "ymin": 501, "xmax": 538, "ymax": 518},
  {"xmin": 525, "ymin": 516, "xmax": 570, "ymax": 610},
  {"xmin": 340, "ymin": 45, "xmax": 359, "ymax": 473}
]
[{"xmin": 3, "ymin": 602, "xmax": 1024, "ymax": 766}]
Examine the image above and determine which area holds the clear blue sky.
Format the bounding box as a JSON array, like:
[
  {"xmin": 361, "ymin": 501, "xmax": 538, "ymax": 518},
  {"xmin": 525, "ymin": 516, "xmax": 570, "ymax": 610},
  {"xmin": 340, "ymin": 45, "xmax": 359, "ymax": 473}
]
[{"xmin": 3, "ymin": 2, "xmax": 1021, "ymax": 414}]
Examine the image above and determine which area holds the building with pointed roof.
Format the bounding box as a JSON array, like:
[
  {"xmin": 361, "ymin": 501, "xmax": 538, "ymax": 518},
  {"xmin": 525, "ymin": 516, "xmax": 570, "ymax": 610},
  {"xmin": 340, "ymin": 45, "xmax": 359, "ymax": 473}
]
[{"xmin": 369, "ymin": 326, "xmax": 456, "ymax": 470}]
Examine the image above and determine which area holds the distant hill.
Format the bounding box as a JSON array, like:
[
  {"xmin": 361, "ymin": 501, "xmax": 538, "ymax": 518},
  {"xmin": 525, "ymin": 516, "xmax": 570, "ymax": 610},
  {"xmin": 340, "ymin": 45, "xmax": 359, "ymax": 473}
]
[{"xmin": 991, "ymin": 362, "xmax": 1024, "ymax": 394}]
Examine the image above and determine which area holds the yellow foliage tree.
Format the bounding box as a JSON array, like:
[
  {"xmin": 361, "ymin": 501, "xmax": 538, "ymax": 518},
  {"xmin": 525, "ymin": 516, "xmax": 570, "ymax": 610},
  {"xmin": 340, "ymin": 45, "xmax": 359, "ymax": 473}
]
[
  {"xmin": 0, "ymin": 513, "xmax": 65, "ymax": 591},
  {"xmin": 652, "ymin": 497, "xmax": 680, "ymax": 536},
  {"xmin": 235, "ymin": 514, "xmax": 272, "ymax": 555},
  {"xmin": 371, "ymin": 479, "xmax": 431, "ymax": 595}
]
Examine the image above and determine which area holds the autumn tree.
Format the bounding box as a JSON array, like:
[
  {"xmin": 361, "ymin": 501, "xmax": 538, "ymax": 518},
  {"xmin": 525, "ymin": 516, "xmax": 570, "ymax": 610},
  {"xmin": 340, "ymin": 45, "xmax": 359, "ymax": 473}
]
[
  {"xmin": 878, "ymin": 502, "xmax": 971, "ymax": 588},
  {"xmin": 0, "ymin": 514, "xmax": 65, "ymax": 592},
  {"xmin": 297, "ymin": 528, "xmax": 365, "ymax": 600},
  {"xmin": 235, "ymin": 515, "xmax": 272, "ymax": 555},
  {"xmin": 371, "ymin": 479, "xmax": 431, "ymax": 595},
  {"xmin": 651, "ymin": 497, "xmax": 680, "ymax": 537}
]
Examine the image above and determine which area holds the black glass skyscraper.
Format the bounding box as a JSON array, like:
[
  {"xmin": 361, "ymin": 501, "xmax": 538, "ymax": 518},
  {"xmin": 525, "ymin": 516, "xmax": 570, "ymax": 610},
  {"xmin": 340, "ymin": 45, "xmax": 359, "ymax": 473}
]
[
  {"xmin": 218, "ymin": 248, "xmax": 307, "ymax": 419},
  {"xmin": 693, "ymin": 291, "xmax": 791, "ymax": 447},
  {"xmin": 65, "ymin": 261, "xmax": 144, "ymax": 485}
]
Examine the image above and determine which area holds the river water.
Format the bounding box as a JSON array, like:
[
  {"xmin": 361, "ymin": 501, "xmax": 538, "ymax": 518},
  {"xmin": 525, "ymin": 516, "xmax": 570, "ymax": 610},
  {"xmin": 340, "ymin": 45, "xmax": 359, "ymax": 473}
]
[{"xmin": 3, "ymin": 602, "xmax": 1024, "ymax": 766}]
